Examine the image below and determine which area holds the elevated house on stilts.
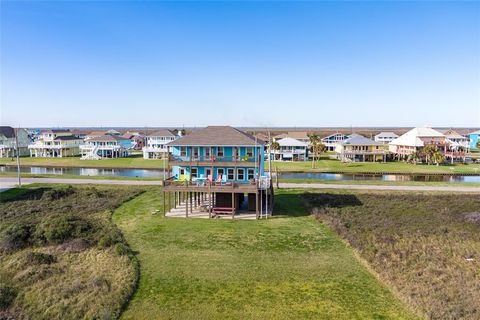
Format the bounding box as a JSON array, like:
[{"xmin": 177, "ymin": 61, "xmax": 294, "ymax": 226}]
[{"xmin": 161, "ymin": 126, "xmax": 273, "ymax": 219}]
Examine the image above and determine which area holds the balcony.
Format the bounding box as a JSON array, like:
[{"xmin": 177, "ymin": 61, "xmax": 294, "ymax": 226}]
[{"xmin": 168, "ymin": 155, "xmax": 260, "ymax": 167}]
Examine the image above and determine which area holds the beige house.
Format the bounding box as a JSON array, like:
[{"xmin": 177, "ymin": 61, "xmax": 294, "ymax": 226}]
[
  {"xmin": 335, "ymin": 134, "xmax": 386, "ymax": 162},
  {"xmin": 29, "ymin": 129, "xmax": 83, "ymax": 157},
  {"xmin": 0, "ymin": 126, "xmax": 30, "ymax": 157}
]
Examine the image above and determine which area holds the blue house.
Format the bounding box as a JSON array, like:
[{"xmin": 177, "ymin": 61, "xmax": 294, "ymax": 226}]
[
  {"xmin": 163, "ymin": 126, "xmax": 272, "ymax": 219},
  {"xmin": 469, "ymin": 130, "xmax": 480, "ymax": 150}
]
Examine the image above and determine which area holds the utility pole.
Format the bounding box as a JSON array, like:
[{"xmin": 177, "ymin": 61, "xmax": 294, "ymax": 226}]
[{"xmin": 15, "ymin": 127, "xmax": 21, "ymax": 186}]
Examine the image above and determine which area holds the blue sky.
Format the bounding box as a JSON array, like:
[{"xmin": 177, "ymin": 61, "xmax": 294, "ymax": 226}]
[{"xmin": 1, "ymin": 1, "xmax": 479, "ymax": 128}]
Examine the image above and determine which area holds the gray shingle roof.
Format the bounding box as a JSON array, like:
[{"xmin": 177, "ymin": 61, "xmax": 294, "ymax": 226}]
[
  {"xmin": 0, "ymin": 126, "xmax": 15, "ymax": 138},
  {"xmin": 167, "ymin": 126, "xmax": 264, "ymax": 146},
  {"xmin": 341, "ymin": 135, "xmax": 382, "ymax": 146},
  {"xmin": 146, "ymin": 129, "xmax": 176, "ymax": 137}
]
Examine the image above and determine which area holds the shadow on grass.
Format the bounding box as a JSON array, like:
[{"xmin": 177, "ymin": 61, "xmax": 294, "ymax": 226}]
[{"xmin": 0, "ymin": 187, "xmax": 52, "ymax": 203}]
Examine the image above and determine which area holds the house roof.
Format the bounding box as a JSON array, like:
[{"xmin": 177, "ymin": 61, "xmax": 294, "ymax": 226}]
[
  {"xmin": 341, "ymin": 135, "xmax": 382, "ymax": 146},
  {"xmin": 86, "ymin": 135, "xmax": 130, "ymax": 142},
  {"xmin": 277, "ymin": 137, "xmax": 308, "ymax": 147},
  {"xmin": 321, "ymin": 133, "xmax": 348, "ymax": 141},
  {"xmin": 41, "ymin": 129, "xmax": 71, "ymax": 134},
  {"xmin": 469, "ymin": 130, "xmax": 480, "ymax": 135},
  {"xmin": 389, "ymin": 127, "xmax": 445, "ymax": 147},
  {"xmin": 274, "ymin": 132, "xmax": 310, "ymax": 141},
  {"xmin": 87, "ymin": 130, "xmax": 108, "ymax": 137},
  {"xmin": 0, "ymin": 126, "xmax": 15, "ymax": 138},
  {"xmin": 375, "ymin": 131, "xmax": 399, "ymax": 138},
  {"xmin": 54, "ymin": 135, "xmax": 83, "ymax": 141},
  {"xmin": 146, "ymin": 129, "xmax": 176, "ymax": 137},
  {"xmin": 441, "ymin": 129, "xmax": 467, "ymax": 140},
  {"xmin": 167, "ymin": 126, "xmax": 264, "ymax": 146}
]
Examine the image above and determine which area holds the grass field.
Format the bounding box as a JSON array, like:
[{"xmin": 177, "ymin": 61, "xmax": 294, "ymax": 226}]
[
  {"xmin": 0, "ymin": 185, "xmax": 143, "ymax": 319},
  {"xmin": 0, "ymin": 155, "xmax": 166, "ymax": 169},
  {"xmin": 302, "ymin": 191, "xmax": 480, "ymax": 319},
  {"xmin": 113, "ymin": 188, "xmax": 416, "ymax": 319},
  {"xmin": 2, "ymin": 155, "xmax": 480, "ymax": 175}
]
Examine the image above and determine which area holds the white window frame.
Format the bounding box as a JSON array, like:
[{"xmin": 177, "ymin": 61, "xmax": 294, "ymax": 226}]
[
  {"xmin": 247, "ymin": 168, "xmax": 255, "ymax": 180},
  {"xmin": 227, "ymin": 168, "xmax": 235, "ymax": 180},
  {"xmin": 217, "ymin": 147, "xmax": 224, "ymax": 157},
  {"xmin": 237, "ymin": 168, "xmax": 245, "ymax": 180}
]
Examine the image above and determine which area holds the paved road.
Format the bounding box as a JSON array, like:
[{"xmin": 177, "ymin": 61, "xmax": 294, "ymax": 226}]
[{"xmin": 1, "ymin": 177, "xmax": 479, "ymax": 193}]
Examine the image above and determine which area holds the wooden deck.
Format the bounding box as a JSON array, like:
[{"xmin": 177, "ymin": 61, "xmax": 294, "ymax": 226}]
[{"xmin": 162, "ymin": 181, "xmax": 259, "ymax": 193}]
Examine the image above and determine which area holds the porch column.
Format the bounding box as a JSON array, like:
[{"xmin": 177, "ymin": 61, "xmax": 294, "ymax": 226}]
[
  {"xmin": 185, "ymin": 192, "xmax": 189, "ymax": 218},
  {"xmin": 255, "ymin": 190, "xmax": 259, "ymax": 219},
  {"xmin": 189, "ymin": 192, "xmax": 193, "ymax": 216},
  {"xmin": 163, "ymin": 191, "xmax": 166, "ymax": 215},
  {"xmin": 209, "ymin": 192, "xmax": 212, "ymax": 218},
  {"xmin": 231, "ymin": 192, "xmax": 235, "ymax": 219},
  {"xmin": 168, "ymin": 190, "xmax": 171, "ymax": 211}
]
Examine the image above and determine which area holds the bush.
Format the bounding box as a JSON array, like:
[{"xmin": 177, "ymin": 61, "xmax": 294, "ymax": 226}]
[
  {"xmin": 97, "ymin": 228, "xmax": 123, "ymax": 249},
  {"xmin": 25, "ymin": 252, "xmax": 56, "ymax": 265},
  {"xmin": 0, "ymin": 284, "xmax": 16, "ymax": 310},
  {"xmin": 35, "ymin": 215, "xmax": 92, "ymax": 244},
  {"xmin": 41, "ymin": 185, "xmax": 75, "ymax": 201},
  {"xmin": 0, "ymin": 224, "xmax": 32, "ymax": 251},
  {"xmin": 114, "ymin": 243, "xmax": 129, "ymax": 256}
]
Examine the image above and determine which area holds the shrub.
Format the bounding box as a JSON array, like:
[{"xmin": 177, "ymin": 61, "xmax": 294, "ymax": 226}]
[
  {"xmin": 35, "ymin": 215, "xmax": 92, "ymax": 244},
  {"xmin": 97, "ymin": 228, "xmax": 123, "ymax": 249},
  {"xmin": 25, "ymin": 252, "xmax": 56, "ymax": 265},
  {"xmin": 114, "ymin": 243, "xmax": 129, "ymax": 256},
  {"xmin": 0, "ymin": 224, "xmax": 32, "ymax": 251},
  {"xmin": 41, "ymin": 185, "xmax": 75, "ymax": 201},
  {"xmin": 0, "ymin": 284, "xmax": 16, "ymax": 310}
]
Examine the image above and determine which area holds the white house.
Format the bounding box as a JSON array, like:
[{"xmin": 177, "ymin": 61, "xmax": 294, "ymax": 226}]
[
  {"xmin": 440, "ymin": 129, "xmax": 470, "ymax": 149},
  {"xmin": 271, "ymin": 137, "xmax": 309, "ymax": 161},
  {"xmin": 321, "ymin": 133, "xmax": 349, "ymax": 151},
  {"xmin": 0, "ymin": 126, "xmax": 30, "ymax": 158},
  {"xmin": 374, "ymin": 132, "xmax": 399, "ymax": 144},
  {"xmin": 80, "ymin": 135, "xmax": 134, "ymax": 159},
  {"xmin": 143, "ymin": 129, "xmax": 178, "ymax": 159},
  {"xmin": 29, "ymin": 129, "xmax": 83, "ymax": 157}
]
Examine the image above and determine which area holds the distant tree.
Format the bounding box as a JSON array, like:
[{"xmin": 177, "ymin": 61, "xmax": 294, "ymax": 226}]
[
  {"xmin": 270, "ymin": 141, "xmax": 280, "ymax": 161},
  {"xmin": 431, "ymin": 150, "xmax": 445, "ymax": 166},
  {"xmin": 423, "ymin": 145, "xmax": 438, "ymax": 165},
  {"xmin": 308, "ymin": 134, "xmax": 320, "ymax": 168},
  {"xmin": 407, "ymin": 151, "xmax": 421, "ymax": 165}
]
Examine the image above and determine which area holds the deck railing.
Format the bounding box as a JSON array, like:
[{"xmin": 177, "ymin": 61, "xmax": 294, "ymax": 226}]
[{"xmin": 168, "ymin": 155, "xmax": 258, "ymax": 163}]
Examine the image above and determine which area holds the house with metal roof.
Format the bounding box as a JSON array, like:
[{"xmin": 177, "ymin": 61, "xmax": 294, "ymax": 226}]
[
  {"xmin": 28, "ymin": 129, "xmax": 83, "ymax": 157},
  {"xmin": 142, "ymin": 129, "xmax": 178, "ymax": 159},
  {"xmin": 80, "ymin": 135, "xmax": 134, "ymax": 159},
  {"xmin": 0, "ymin": 126, "xmax": 30, "ymax": 158},
  {"xmin": 162, "ymin": 126, "xmax": 272, "ymax": 219},
  {"xmin": 271, "ymin": 137, "xmax": 309, "ymax": 161},
  {"xmin": 374, "ymin": 132, "xmax": 399, "ymax": 144},
  {"xmin": 468, "ymin": 130, "xmax": 480, "ymax": 150},
  {"xmin": 335, "ymin": 134, "xmax": 385, "ymax": 162},
  {"xmin": 389, "ymin": 127, "xmax": 466, "ymax": 163}
]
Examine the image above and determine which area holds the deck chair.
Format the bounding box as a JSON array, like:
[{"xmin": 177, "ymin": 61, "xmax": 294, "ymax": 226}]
[
  {"xmin": 207, "ymin": 175, "xmax": 213, "ymax": 186},
  {"xmin": 215, "ymin": 174, "xmax": 223, "ymax": 185},
  {"xmin": 221, "ymin": 175, "xmax": 228, "ymax": 185}
]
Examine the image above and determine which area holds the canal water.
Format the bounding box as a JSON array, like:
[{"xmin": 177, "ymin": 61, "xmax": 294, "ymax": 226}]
[{"xmin": 1, "ymin": 166, "xmax": 480, "ymax": 183}]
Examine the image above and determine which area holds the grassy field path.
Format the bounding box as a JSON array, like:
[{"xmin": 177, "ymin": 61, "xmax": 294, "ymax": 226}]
[{"xmin": 113, "ymin": 188, "xmax": 417, "ymax": 319}]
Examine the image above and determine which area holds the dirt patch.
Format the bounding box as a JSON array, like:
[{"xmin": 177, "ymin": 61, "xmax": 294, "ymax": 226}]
[
  {"xmin": 464, "ymin": 212, "xmax": 480, "ymax": 224},
  {"xmin": 58, "ymin": 238, "xmax": 92, "ymax": 253}
]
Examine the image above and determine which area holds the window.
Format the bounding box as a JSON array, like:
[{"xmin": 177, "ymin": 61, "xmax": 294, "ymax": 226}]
[
  {"xmin": 191, "ymin": 168, "xmax": 198, "ymax": 178},
  {"xmin": 217, "ymin": 168, "xmax": 224, "ymax": 178},
  {"xmin": 180, "ymin": 147, "xmax": 187, "ymax": 157},
  {"xmin": 227, "ymin": 168, "xmax": 235, "ymax": 180},
  {"xmin": 237, "ymin": 168, "xmax": 245, "ymax": 180},
  {"xmin": 205, "ymin": 147, "xmax": 211, "ymax": 159},
  {"xmin": 179, "ymin": 168, "xmax": 185, "ymax": 176},
  {"xmin": 217, "ymin": 147, "xmax": 224, "ymax": 157},
  {"xmin": 193, "ymin": 147, "xmax": 199, "ymax": 159},
  {"xmin": 247, "ymin": 168, "xmax": 255, "ymax": 180},
  {"xmin": 246, "ymin": 147, "xmax": 253, "ymax": 157}
]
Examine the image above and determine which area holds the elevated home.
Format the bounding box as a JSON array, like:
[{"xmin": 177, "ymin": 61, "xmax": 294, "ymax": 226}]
[
  {"xmin": 271, "ymin": 137, "xmax": 308, "ymax": 161},
  {"xmin": 336, "ymin": 134, "xmax": 385, "ymax": 162},
  {"xmin": 274, "ymin": 132, "xmax": 310, "ymax": 144},
  {"xmin": 28, "ymin": 129, "xmax": 83, "ymax": 157},
  {"xmin": 163, "ymin": 126, "xmax": 272, "ymax": 219},
  {"xmin": 374, "ymin": 132, "xmax": 399, "ymax": 144},
  {"xmin": 143, "ymin": 129, "xmax": 178, "ymax": 159},
  {"xmin": 0, "ymin": 126, "xmax": 30, "ymax": 157},
  {"xmin": 80, "ymin": 135, "xmax": 133, "ymax": 159},
  {"xmin": 441, "ymin": 129, "xmax": 470, "ymax": 149},
  {"xmin": 122, "ymin": 132, "xmax": 145, "ymax": 150},
  {"xmin": 389, "ymin": 127, "xmax": 466, "ymax": 163},
  {"xmin": 469, "ymin": 130, "xmax": 480, "ymax": 150},
  {"xmin": 321, "ymin": 133, "xmax": 349, "ymax": 151}
]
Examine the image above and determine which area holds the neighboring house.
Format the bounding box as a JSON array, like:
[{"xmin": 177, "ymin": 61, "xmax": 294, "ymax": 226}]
[
  {"xmin": 374, "ymin": 132, "xmax": 399, "ymax": 144},
  {"xmin": 80, "ymin": 135, "xmax": 133, "ymax": 159},
  {"xmin": 335, "ymin": 134, "xmax": 385, "ymax": 162},
  {"xmin": 122, "ymin": 132, "xmax": 145, "ymax": 150},
  {"xmin": 469, "ymin": 130, "xmax": 480, "ymax": 150},
  {"xmin": 142, "ymin": 129, "xmax": 177, "ymax": 159},
  {"xmin": 28, "ymin": 129, "xmax": 83, "ymax": 157},
  {"xmin": 271, "ymin": 137, "xmax": 309, "ymax": 161},
  {"xmin": 440, "ymin": 129, "xmax": 470, "ymax": 149},
  {"xmin": 163, "ymin": 126, "xmax": 272, "ymax": 218},
  {"xmin": 273, "ymin": 132, "xmax": 310, "ymax": 144},
  {"xmin": 84, "ymin": 129, "xmax": 121, "ymax": 140},
  {"xmin": 389, "ymin": 127, "xmax": 466, "ymax": 162},
  {"xmin": 321, "ymin": 133, "xmax": 349, "ymax": 151},
  {"xmin": 0, "ymin": 126, "xmax": 30, "ymax": 157}
]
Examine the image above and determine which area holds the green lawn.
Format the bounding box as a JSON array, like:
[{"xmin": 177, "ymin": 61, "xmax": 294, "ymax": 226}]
[
  {"xmin": 2, "ymin": 155, "xmax": 480, "ymax": 175},
  {"xmin": 269, "ymin": 158, "xmax": 480, "ymax": 174},
  {"xmin": 0, "ymin": 155, "xmax": 166, "ymax": 169},
  {"xmin": 113, "ymin": 188, "xmax": 417, "ymax": 319}
]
